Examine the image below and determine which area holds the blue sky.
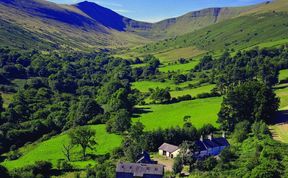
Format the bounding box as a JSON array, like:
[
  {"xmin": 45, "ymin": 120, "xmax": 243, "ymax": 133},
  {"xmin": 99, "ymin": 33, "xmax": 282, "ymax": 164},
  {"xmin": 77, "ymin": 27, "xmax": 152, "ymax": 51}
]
[{"xmin": 48, "ymin": 0, "xmax": 268, "ymax": 22}]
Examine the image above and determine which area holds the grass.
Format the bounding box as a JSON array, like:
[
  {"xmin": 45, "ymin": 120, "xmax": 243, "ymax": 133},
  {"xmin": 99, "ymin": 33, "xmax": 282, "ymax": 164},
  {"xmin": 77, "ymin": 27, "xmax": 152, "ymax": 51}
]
[
  {"xmin": 279, "ymin": 69, "xmax": 288, "ymax": 81},
  {"xmin": 132, "ymin": 80, "xmax": 199, "ymax": 93},
  {"xmin": 131, "ymin": 12, "xmax": 288, "ymax": 58},
  {"xmin": 0, "ymin": 92, "xmax": 13, "ymax": 108},
  {"xmin": 133, "ymin": 97, "xmax": 222, "ymax": 131},
  {"xmin": 154, "ymin": 47, "xmax": 206, "ymax": 62},
  {"xmin": 1, "ymin": 125, "xmax": 122, "ymax": 170},
  {"xmin": 159, "ymin": 60, "xmax": 199, "ymax": 73},
  {"xmin": 170, "ymin": 85, "xmax": 215, "ymax": 98},
  {"xmin": 275, "ymin": 83, "xmax": 288, "ymax": 109}
]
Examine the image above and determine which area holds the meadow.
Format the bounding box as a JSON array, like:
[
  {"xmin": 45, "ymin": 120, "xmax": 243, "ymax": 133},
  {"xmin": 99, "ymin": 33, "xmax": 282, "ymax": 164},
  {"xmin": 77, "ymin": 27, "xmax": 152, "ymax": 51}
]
[
  {"xmin": 132, "ymin": 80, "xmax": 199, "ymax": 93},
  {"xmin": 154, "ymin": 47, "xmax": 205, "ymax": 62},
  {"xmin": 1, "ymin": 125, "xmax": 122, "ymax": 170},
  {"xmin": 170, "ymin": 84, "xmax": 215, "ymax": 98},
  {"xmin": 133, "ymin": 97, "xmax": 222, "ymax": 131},
  {"xmin": 279, "ymin": 69, "xmax": 288, "ymax": 81},
  {"xmin": 159, "ymin": 60, "xmax": 199, "ymax": 73}
]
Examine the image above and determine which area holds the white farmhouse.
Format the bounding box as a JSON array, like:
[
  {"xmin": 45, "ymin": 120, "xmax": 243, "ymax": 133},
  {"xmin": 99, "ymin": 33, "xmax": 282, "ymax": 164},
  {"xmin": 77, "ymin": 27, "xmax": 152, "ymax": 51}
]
[{"xmin": 158, "ymin": 143, "xmax": 180, "ymax": 158}]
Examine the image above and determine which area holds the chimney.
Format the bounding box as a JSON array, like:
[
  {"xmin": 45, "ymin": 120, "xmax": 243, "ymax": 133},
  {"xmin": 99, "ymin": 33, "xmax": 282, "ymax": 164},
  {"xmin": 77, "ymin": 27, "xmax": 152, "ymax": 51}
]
[
  {"xmin": 200, "ymin": 135, "xmax": 203, "ymax": 142},
  {"xmin": 222, "ymin": 131, "xmax": 226, "ymax": 138},
  {"xmin": 208, "ymin": 133, "xmax": 213, "ymax": 141}
]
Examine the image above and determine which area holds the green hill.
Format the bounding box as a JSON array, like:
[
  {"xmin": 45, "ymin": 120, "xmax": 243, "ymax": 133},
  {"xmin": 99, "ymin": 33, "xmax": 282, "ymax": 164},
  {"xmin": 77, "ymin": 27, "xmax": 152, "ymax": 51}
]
[
  {"xmin": 124, "ymin": 0, "xmax": 288, "ymax": 61},
  {"xmin": 1, "ymin": 125, "xmax": 122, "ymax": 170}
]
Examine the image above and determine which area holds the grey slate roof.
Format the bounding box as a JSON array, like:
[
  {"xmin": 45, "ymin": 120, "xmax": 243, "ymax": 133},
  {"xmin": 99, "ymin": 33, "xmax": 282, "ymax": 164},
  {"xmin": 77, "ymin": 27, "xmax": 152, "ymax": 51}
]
[
  {"xmin": 195, "ymin": 137, "xmax": 229, "ymax": 151},
  {"xmin": 158, "ymin": 143, "xmax": 179, "ymax": 153},
  {"xmin": 212, "ymin": 138, "xmax": 230, "ymax": 147},
  {"xmin": 116, "ymin": 163, "xmax": 164, "ymax": 177}
]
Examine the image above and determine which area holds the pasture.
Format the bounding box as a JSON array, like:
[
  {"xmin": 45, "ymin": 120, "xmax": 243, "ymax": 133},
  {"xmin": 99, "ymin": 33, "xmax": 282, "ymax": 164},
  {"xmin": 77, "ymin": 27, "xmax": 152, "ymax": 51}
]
[
  {"xmin": 132, "ymin": 80, "xmax": 199, "ymax": 93},
  {"xmin": 170, "ymin": 84, "xmax": 215, "ymax": 98},
  {"xmin": 159, "ymin": 60, "xmax": 199, "ymax": 73},
  {"xmin": 133, "ymin": 97, "xmax": 222, "ymax": 131},
  {"xmin": 1, "ymin": 125, "xmax": 122, "ymax": 170},
  {"xmin": 279, "ymin": 69, "xmax": 288, "ymax": 81}
]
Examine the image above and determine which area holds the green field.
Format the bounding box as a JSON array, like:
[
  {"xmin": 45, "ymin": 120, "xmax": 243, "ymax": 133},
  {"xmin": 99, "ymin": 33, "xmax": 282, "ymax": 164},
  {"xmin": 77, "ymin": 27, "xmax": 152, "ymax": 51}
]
[
  {"xmin": 131, "ymin": 12, "xmax": 288, "ymax": 58},
  {"xmin": 276, "ymin": 84, "xmax": 288, "ymax": 109},
  {"xmin": 170, "ymin": 85, "xmax": 215, "ymax": 98},
  {"xmin": 279, "ymin": 69, "xmax": 288, "ymax": 81},
  {"xmin": 1, "ymin": 125, "xmax": 122, "ymax": 170},
  {"xmin": 132, "ymin": 80, "xmax": 199, "ymax": 93},
  {"xmin": 0, "ymin": 92, "xmax": 13, "ymax": 108},
  {"xmin": 133, "ymin": 97, "xmax": 222, "ymax": 130},
  {"xmin": 154, "ymin": 47, "xmax": 205, "ymax": 62},
  {"xmin": 159, "ymin": 60, "xmax": 199, "ymax": 73}
]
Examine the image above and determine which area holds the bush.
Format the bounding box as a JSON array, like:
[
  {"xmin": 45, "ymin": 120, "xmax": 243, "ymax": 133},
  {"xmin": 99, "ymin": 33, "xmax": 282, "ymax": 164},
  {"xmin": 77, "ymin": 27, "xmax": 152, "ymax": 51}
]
[{"xmin": 0, "ymin": 165, "xmax": 10, "ymax": 178}]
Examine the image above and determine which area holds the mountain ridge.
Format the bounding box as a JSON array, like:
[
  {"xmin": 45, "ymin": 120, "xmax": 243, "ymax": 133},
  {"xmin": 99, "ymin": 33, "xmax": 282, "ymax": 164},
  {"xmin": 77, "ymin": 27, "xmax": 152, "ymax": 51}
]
[{"xmin": 0, "ymin": 0, "xmax": 275, "ymax": 50}]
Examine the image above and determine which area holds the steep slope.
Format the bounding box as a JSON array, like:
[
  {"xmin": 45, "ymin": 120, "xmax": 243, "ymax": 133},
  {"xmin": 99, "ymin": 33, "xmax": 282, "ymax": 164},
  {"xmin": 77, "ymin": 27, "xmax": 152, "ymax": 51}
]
[
  {"xmin": 0, "ymin": 0, "xmax": 149, "ymax": 50},
  {"xmin": 131, "ymin": 6, "xmax": 256, "ymax": 39},
  {"xmin": 127, "ymin": 0, "xmax": 288, "ymax": 59}
]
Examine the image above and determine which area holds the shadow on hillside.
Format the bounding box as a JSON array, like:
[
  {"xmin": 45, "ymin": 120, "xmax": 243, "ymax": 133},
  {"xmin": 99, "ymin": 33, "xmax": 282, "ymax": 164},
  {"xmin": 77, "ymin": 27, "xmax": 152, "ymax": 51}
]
[
  {"xmin": 132, "ymin": 107, "xmax": 152, "ymax": 118},
  {"xmin": 274, "ymin": 84, "xmax": 288, "ymax": 90},
  {"xmin": 272, "ymin": 109, "xmax": 288, "ymax": 124}
]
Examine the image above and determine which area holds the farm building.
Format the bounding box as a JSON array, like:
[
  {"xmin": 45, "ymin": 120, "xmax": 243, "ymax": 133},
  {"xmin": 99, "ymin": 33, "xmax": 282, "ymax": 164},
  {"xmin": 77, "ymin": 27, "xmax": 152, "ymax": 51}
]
[
  {"xmin": 158, "ymin": 143, "xmax": 180, "ymax": 158},
  {"xmin": 116, "ymin": 162, "xmax": 164, "ymax": 178},
  {"xmin": 194, "ymin": 133, "xmax": 229, "ymax": 159}
]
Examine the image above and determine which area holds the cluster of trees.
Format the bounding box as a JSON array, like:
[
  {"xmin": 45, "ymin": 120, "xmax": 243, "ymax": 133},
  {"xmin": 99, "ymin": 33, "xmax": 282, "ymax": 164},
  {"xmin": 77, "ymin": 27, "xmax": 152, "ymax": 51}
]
[
  {"xmin": 194, "ymin": 47, "xmax": 288, "ymax": 93},
  {"xmin": 170, "ymin": 47, "xmax": 287, "ymax": 177},
  {"xmin": 131, "ymin": 55, "xmax": 161, "ymax": 80},
  {"xmin": 121, "ymin": 121, "xmax": 216, "ymax": 162},
  {"xmin": 218, "ymin": 80, "xmax": 279, "ymax": 131},
  {"xmin": 0, "ymin": 49, "xmax": 142, "ymax": 154}
]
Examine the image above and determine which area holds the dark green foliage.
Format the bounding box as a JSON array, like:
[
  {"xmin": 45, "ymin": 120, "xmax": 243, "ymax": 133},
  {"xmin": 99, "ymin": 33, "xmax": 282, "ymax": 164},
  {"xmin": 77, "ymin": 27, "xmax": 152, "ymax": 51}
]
[
  {"xmin": 196, "ymin": 157, "xmax": 217, "ymax": 171},
  {"xmin": 0, "ymin": 49, "xmax": 138, "ymax": 153},
  {"xmin": 150, "ymin": 87, "xmax": 171, "ymax": 104},
  {"xmin": 173, "ymin": 156, "xmax": 183, "ymax": 174},
  {"xmin": 232, "ymin": 120, "xmax": 250, "ymax": 142},
  {"xmin": 107, "ymin": 109, "xmax": 131, "ymax": 133},
  {"xmin": 86, "ymin": 160, "xmax": 115, "ymax": 178},
  {"xmin": 218, "ymin": 80, "xmax": 279, "ymax": 130},
  {"xmin": 68, "ymin": 126, "xmax": 96, "ymax": 159},
  {"xmin": 10, "ymin": 161, "xmax": 52, "ymax": 178},
  {"xmin": 0, "ymin": 165, "xmax": 10, "ymax": 178}
]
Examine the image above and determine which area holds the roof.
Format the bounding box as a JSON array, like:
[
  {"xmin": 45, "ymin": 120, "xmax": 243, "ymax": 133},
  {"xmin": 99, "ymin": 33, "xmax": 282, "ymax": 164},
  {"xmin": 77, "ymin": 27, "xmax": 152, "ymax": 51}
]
[
  {"xmin": 158, "ymin": 143, "xmax": 179, "ymax": 153},
  {"xmin": 116, "ymin": 163, "xmax": 164, "ymax": 177},
  {"xmin": 195, "ymin": 140, "xmax": 207, "ymax": 151},
  {"xmin": 212, "ymin": 138, "xmax": 230, "ymax": 147},
  {"xmin": 203, "ymin": 139, "xmax": 219, "ymax": 148},
  {"xmin": 195, "ymin": 137, "xmax": 229, "ymax": 151}
]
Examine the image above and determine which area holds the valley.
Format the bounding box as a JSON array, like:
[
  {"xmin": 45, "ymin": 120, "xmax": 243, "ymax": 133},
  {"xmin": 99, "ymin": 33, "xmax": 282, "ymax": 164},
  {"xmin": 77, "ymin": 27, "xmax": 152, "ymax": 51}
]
[{"xmin": 0, "ymin": 0, "xmax": 288, "ymax": 178}]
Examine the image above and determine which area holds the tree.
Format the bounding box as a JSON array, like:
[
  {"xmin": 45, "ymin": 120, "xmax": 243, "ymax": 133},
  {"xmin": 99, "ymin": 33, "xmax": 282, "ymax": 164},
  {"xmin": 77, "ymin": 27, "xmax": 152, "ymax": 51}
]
[
  {"xmin": 218, "ymin": 81, "xmax": 279, "ymax": 130},
  {"xmin": 111, "ymin": 109, "xmax": 131, "ymax": 133},
  {"xmin": 68, "ymin": 127, "xmax": 96, "ymax": 159},
  {"xmin": 0, "ymin": 165, "xmax": 10, "ymax": 178},
  {"xmin": 62, "ymin": 143, "xmax": 74, "ymax": 161},
  {"xmin": 151, "ymin": 88, "xmax": 171, "ymax": 103},
  {"xmin": 251, "ymin": 121, "xmax": 270, "ymax": 139},
  {"xmin": 173, "ymin": 156, "xmax": 183, "ymax": 174},
  {"xmin": 129, "ymin": 121, "xmax": 145, "ymax": 142},
  {"xmin": 0, "ymin": 93, "xmax": 4, "ymax": 113},
  {"xmin": 232, "ymin": 120, "xmax": 250, "ymax": 142}
]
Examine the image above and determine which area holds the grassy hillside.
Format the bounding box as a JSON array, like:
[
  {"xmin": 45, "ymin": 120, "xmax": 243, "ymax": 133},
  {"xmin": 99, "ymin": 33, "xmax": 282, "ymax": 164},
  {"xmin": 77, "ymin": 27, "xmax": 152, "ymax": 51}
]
[
  {"xmin": 0, "ymin": 0, "xmax": 149, "ymax": 51},
  {"xmin": 170, "ymin": 85, "xmax": 215, "ymax": 98},
  {"xmin": 133, "ymin": 97, "xmax": 222, "ymax": 130},
  {"xmin": 131, "ymin": 12, "xmax": 288, "ymax": 57},
  {"xmin": 279, "ymin": 69, "xmax": 288, "ymax": 81},
  {"xmin": 159, "ymin": 60, "xmax": 200, "ymax": 73},
  {"xmin": 1, "ymin": 125, "xmax": 122, "ymax": 170},
  {"xmin": 132, "ymin": 80, "xmax": 200, "ymax": 93}
]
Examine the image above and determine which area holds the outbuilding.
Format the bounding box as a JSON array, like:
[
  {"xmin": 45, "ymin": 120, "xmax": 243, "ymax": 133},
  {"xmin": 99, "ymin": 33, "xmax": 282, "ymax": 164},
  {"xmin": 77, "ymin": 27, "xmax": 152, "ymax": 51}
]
[{"xmin": 158, "ymin": 143, "xmax": 180, "ymax": 158}]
